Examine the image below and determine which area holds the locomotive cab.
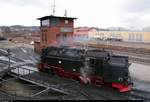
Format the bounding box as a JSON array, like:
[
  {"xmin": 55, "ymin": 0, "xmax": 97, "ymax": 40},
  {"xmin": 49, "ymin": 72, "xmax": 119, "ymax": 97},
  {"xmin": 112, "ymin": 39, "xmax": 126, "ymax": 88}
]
[{"xmin": 86, "ymin": 50, "xmax": 110, "ymax": 85}]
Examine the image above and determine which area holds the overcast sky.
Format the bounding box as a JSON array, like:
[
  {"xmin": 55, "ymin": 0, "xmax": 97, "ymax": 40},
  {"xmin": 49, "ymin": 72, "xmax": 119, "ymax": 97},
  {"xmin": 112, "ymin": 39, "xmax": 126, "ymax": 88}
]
[{"xmin": 0, "ymin": 0, "xmax": 150, "ymax": 29}]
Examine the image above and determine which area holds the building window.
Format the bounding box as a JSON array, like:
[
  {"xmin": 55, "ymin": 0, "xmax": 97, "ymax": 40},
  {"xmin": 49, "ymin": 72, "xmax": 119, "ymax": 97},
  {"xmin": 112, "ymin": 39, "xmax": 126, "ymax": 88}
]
[
  {"xmin": 136, "ymin": 34, "xmax": 139, "ymax": 41},
  {"xmin": 63, "ymin": 34, "xmax": 67, "ymax": 41},
  {"xmin": 45, "ymin": 33, "xmax": 47, "ymax": 42},
  {"xmin": 140, "ymin": 34, "xmax": 143, "ymax": 41},
  {"xmin": 41, "ymin": 29, "xmax": 47, "ymax": 42},
  {"xmin": 51, "ymin": 18, "xmax": 59, "ymax": 26},
  {"xmin": 42, "ymin": 32, "xmax": 44, "ymax": 42},
  {"xmin": 65, "ymin": 20, "xmax": 69, "ymax": 24},
  {"xmin": 56, "ymin": 34, "xmax": 61, "ymax": 42},
  {"xmin": 136, "ymin": 33, "xmax": 143, "ymax": 41},
  {"xmin": 132, "ymin": 34, "xmax": 135, "ymax": 41},
  {"xmin": 41, "ymin": 19, "xmax": 49, "ymax": 26},
  {"xmin": 129, "ymin": 33, "xmax": 136, "ymax": 41},
  {"xmin": 129, "ymin": 34, "xmax": 131, "ymax": 41}
]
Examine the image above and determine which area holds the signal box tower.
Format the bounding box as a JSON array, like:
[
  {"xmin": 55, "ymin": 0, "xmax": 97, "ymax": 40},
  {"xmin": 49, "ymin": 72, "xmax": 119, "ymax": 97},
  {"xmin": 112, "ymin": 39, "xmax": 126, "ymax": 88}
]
[{"xmin": 34, "ymin": 15, "xmax": 77, "ymax": 53}]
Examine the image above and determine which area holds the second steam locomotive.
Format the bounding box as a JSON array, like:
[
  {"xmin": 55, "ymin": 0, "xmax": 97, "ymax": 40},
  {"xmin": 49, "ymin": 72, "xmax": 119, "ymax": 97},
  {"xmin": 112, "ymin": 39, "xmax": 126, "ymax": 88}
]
[{"xmin": 38, "ymin": 46, "xmax": 133, "ymax": 92}]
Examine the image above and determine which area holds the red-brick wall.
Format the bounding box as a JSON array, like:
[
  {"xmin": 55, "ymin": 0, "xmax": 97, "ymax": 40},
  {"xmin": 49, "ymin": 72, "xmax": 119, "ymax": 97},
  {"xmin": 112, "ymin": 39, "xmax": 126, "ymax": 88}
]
[
  {"xmin": 58, "ymin": 19, "xmax": 74, "ymax": 27},
  {"xmin": 34, "ymin": 41, "xmax": 41, "ymax": 53},
  {"xmin": 40, "ymin": 19, "xmax": 74, "ymax": 49}
]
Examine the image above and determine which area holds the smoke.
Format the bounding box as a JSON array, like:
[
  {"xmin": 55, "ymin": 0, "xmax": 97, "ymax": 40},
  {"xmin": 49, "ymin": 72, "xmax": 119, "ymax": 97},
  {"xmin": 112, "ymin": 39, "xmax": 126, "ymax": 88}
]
[
  {"xmin": 56, "ymin": 34, "xmax": 91, "ymax": 47},
  {"xmin": 80, "ymin": 54, "xmax": 96, "ymax": 84},
  {"xmin": 56, "ymin": 35, "xmax": 73, "ymax": 46},
  {"xmin": 54, "ymin": 34, "xmax": 93, "ymax": 84}
]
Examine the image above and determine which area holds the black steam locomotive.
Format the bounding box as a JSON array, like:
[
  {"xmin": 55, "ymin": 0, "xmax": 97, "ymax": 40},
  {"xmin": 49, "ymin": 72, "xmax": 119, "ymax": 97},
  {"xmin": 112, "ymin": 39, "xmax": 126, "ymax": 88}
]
[{"xmin": 38, "ymin": 46, "xmax": 133, "ymax": 92}]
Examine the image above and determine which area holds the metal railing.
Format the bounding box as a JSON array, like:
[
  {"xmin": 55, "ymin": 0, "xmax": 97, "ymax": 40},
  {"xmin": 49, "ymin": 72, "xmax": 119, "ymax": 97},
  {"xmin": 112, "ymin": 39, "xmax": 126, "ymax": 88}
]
[{"xmin": 8, "ymin": 66, "xmax": 70, "ymax": 96}]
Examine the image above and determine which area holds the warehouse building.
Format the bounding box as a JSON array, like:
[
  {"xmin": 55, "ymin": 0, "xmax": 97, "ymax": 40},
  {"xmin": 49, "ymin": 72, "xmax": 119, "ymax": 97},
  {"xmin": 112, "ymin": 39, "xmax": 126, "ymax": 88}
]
[{"xmin": 75, "ymin": 27, "xmax": 150, "ymax": 43}]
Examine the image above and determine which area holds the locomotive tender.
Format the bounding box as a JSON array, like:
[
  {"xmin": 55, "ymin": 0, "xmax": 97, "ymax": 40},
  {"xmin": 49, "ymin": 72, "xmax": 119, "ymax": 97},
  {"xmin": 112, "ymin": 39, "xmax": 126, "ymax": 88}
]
[{"xmin": 38, "ymin": 46, "xmax": 133, "ymax": 92}]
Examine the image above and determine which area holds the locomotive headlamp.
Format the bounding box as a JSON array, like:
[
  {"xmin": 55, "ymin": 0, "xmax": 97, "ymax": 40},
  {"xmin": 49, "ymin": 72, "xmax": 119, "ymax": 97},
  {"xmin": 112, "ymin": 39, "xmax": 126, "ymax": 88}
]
[
  {"xmin": 58, "ymin": 61, "xmax": 62, "ymax": 64},
  {"xmin": 73, "ymin": 69, "xmax": 76, "ymax": 71},
  {"xmin": 118, "ymin": 77, "xmax": 123, "ymax": 82}
]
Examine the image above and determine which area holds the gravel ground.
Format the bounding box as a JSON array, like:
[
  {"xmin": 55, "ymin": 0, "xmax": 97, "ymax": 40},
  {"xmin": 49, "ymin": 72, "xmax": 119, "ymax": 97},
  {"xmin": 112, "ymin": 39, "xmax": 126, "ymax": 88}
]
[{"xmin": 90, "ymin": 40, "xmax": 150, "ymax": 49}]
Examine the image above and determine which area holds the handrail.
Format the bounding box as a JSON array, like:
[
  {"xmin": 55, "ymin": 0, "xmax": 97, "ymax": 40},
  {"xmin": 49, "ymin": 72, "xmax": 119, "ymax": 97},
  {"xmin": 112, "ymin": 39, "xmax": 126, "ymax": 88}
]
[{"xmin": 9, "ymin": 66, "xmax": 70, "ymax": 95}]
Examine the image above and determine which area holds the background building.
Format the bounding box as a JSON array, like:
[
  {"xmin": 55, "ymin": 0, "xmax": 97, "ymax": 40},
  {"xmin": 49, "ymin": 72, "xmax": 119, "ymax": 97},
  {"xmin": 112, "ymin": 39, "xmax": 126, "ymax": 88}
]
[
  {"xmin": 73, "ymin": 27, "xmax": 91, "ymax": 42},
  {"xmin": 75, "ymin": 27, "xmax": 150, "ymax": 43},
  {"xmin": 0, "ymin": 28, "xmax": 2, "ymax": 37}
]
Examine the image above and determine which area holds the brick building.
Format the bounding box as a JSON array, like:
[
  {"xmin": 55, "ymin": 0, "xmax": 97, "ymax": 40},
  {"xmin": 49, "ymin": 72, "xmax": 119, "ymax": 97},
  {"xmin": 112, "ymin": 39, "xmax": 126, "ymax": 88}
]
[
  {"xmin": 34, "ymin": 15, "xmax": 77, "ymax": 53},
  {"xmin": 73, "ymin": 27, "xmax": 93, "ymax": 42},
  {"xmin": 74, "ymin": 27, "xmax": 92, "ymax": 36}
]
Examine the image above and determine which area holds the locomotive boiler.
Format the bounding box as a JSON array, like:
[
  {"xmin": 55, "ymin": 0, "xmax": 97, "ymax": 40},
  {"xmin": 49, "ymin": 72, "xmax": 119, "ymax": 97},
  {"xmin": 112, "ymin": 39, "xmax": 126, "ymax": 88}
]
[{"xmin": 38, "ymin": 46, "xmax": 133, "ymax": 92}]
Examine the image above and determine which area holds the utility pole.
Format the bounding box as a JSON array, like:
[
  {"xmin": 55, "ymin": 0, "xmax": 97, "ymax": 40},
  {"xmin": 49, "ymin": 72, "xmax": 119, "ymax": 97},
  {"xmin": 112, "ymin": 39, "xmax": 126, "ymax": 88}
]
[
  {"xmin": 64, "ymin": 9, "xmax": 67, "ymax": 17},
  {"xmin": 52, "ymin": 0, "xmax": 56, "ymax": 15}
]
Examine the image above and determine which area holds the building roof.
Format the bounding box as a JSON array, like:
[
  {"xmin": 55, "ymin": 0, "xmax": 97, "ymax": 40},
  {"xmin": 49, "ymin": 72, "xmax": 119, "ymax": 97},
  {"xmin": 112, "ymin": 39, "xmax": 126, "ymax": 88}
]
[
  {"xmin": 90, "ymin": 27, "xmax": 110, "ymax": 31},
  {"xmin": 37, "ymin": 15, "xmax": 77, "ymax": 20},
  {"xmin": 74, "ymin": 27, "xmax": 92, "ymax": 31}
]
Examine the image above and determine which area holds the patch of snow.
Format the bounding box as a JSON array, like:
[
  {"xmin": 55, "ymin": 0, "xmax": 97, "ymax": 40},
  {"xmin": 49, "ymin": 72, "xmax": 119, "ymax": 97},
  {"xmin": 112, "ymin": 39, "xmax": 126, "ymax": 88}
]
[
  {"xmin": 0, "ymin": 49, "xmax": 7, "ymax": 54},
  {"xmin": 0, "ymin": 56, "xmax": 16, "ymax": 63},
  {"xmin": 30, "ymin": 41, "xmax": 34, "ymax": 45},
  {"xmin": 129, "ymin": 63, "xmax": 150, "ymax": 82},
  {"xmin": 11, "ymin": 65, "xmax": 38, "ymax": 75},
  {"xmin": 29, "ymin": 56, "xmax": 37, "ymax": 63},
  {"xmin": 21, "ymin": 48, "xmax": 27, "ymax": 53},
  {"xmin": 133, "ymin": 79, "xmax": 150, "ymax": 92},
  {"xmin": 22, "ymin": 66, "xmax": 38, "ymax": 71}
]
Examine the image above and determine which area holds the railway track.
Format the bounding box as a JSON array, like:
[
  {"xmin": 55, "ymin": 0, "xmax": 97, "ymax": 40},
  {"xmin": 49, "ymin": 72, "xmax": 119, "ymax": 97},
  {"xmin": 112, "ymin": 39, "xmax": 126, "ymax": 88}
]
[
  {"xmin": 82, "ymin": 83, "xmax": 150, "ymax": 101},
  {"xmin": 129, "ymin": 57, "xmax": 150, "ymax": 65},
  {"xmin": 1, "ymin": 46, "xmax": 150, "ymax": 100},
  {"xmin": 0, "ymin": 48, "xmax": 37, "ymax": 65},
  {"xmin": 75, "ymin": 42, "xmax": 150, "ymax": 64},
  {"xmin": 112, "ymin": 88, "xmax": 150, "ymax": 101},
  {"xmin": 121, "ymin": 92, "xmax": 150, "ymax": 101},
  {"xmin": 127, "ymin": 89, "xmax": 150, "ymax": 101},
  {"xmin": 59, "ymin": 83, "xmax": 124, "ymax": 100},
  {"xmin": 52, "ymin": 81, "xmax": 108, "ymax": 100},
  {"xmin": 112, "ymin": 50, "xmax": 150, "ymax": 64},
  {"xmin": 87, "ymin": 86, "xmax": 128, "ymax": 100},
  {"xmin": 85, "ymin": 42, "xmax": 150, "ymax": 55},
  {"xmin": 56, "ymin": 82, "xmax": 95, "ymax": 100}
]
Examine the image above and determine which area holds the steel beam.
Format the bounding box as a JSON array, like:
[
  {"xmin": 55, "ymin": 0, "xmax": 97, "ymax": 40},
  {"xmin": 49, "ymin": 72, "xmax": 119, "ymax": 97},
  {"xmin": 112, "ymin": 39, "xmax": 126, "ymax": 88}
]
[
  {"xmin": 9, "ymin": 73, "xmax": 70, "ymax": 95},
  {"xmin": 31, "ymin": 88, "xmax": 50, "ymax": 97}
]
